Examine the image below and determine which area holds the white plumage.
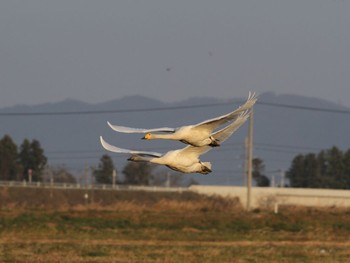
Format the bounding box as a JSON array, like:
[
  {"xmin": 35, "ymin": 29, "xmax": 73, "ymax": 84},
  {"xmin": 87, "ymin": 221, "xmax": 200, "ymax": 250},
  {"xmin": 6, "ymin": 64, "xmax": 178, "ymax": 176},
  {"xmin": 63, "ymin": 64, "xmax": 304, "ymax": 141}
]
[
  {"xmin": 107, "ymin": 92, "xmax": 257, "ymax": 147},
  {"xmin": 100, "ymin": 110, "xmax": 250, "ymax": 174}
]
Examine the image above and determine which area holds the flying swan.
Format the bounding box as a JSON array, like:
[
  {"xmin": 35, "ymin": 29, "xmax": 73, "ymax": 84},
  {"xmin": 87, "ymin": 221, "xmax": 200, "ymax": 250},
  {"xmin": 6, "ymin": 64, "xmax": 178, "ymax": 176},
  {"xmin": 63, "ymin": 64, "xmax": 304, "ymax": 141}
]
[
  {"xmin": 100, "ymin": 110, "xmax": 250, "ymax": 174},
  {"xmin": 107, "ymin": 92, "xmax": 257, "ymax": 147}
]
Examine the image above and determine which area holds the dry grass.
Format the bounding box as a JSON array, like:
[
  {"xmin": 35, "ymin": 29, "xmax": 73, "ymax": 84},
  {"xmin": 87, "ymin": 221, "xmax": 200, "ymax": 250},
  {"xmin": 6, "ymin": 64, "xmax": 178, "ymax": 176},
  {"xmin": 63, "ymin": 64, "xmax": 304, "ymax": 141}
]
[
  {"xmin": 1, "ymin": 187, "xmax": 350, "ymax": 262},
  {"xmin": 0, "ymin": 187, "xmax": 241, "ymax": 212},
  {"xmin": 1, "ymin": 239, "xmax": 350, "ymax": 262}
]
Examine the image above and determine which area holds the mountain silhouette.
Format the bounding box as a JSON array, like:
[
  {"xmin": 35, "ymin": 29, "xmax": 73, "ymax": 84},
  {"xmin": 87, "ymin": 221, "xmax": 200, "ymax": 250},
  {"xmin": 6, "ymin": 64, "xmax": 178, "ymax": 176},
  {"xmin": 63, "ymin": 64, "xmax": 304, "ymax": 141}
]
[{"xmin": 1, "ymin": 92, "xmax": 349, "ymax": 186}]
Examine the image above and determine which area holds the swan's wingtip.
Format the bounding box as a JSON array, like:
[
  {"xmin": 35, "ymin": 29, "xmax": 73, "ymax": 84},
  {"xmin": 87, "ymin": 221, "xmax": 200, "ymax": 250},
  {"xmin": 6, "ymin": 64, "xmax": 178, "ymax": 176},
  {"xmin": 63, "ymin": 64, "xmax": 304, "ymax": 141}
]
[
  {"xmin": 100, "ymin": 136, "xmax": 107, "ymax": 146},
  {"xmin": 248, "ymin": 91, "xmax": 257, "ymax": 98}
]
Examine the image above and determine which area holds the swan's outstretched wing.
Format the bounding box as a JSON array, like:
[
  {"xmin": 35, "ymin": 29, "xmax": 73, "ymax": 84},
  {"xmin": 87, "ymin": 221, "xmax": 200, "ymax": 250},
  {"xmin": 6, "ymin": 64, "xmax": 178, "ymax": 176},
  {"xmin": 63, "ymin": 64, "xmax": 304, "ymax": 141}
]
[
  {"xmin": 177, "ymin": 145, "xmax": 212, "ymax": 159},
  {"xmin": 107, "ymin": 122, "xmax": 175, "ymax": 134},
  {"xmin": 194, "ymin": 91, "xmax": 257, "ymax": 130},
  {"xmin": 107, "ymin": 92, "xmax": 256, "ymax": 135},
  {"xmin": 100, "ymin": 136, "xmax": 162, "ymax": 157},
  {"xmin": 211, "ymin": 110, "xmax": 250, "ymax": 144},
  {"xmin": 178, "ymin": 110, "xmax": 251, "ymax": 158}
]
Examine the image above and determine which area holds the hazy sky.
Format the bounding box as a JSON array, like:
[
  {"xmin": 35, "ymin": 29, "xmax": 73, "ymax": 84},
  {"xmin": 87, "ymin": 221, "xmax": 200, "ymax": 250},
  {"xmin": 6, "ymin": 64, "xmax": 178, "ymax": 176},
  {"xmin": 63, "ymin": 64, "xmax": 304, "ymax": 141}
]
[{"xmin": 1, "ymin": 1, "xmax": 350, "ymax": 108}]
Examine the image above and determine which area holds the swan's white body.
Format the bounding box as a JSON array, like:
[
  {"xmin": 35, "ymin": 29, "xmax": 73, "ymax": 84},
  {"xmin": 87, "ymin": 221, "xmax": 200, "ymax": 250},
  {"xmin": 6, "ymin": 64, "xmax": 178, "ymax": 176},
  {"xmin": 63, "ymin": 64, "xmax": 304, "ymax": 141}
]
[
  {"xmin": 107, "ymin": 92, "xmax": 257, "ymax": 147},
  {"xmin": 100, "ymin": 110, "xmax": 250, "ymax": 174}
]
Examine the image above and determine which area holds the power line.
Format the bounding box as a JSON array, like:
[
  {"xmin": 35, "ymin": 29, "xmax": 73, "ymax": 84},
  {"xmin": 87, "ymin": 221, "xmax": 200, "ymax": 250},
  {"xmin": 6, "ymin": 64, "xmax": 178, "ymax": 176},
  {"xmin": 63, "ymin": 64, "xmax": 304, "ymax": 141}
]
[
  {"xmin": 44, "ymin": 141, "xmax": 318, "ymax": 156},
  {"xmin": 255, "ymin": 147, "xmax": 312, "ymax": 155},
  {"xmin": 258, "ymin": 101, "xmax": 350, "ymax": 114},
  {"xmin": 1, "ymin": 99, "xmax": 350, "ymax": 117},
  {"xmin": 0, "ymin": 101, "xmax": 238, "ymax": 116},
  {"xmin": 255, "ymin": 142, "xmax": 322, "ymax": 151}
]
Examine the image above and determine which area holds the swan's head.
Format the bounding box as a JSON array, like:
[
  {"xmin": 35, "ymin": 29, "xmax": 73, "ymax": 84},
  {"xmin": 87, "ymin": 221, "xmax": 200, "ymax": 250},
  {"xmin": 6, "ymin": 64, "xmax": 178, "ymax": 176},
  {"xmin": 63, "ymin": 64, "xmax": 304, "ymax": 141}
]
[
  {"xmin": 128, "ymin": 154, "xmax": 142, "ymax": 162},
  {"xmin": 142, "ymin": 133, "xmax": 152, "ymax": 140}
]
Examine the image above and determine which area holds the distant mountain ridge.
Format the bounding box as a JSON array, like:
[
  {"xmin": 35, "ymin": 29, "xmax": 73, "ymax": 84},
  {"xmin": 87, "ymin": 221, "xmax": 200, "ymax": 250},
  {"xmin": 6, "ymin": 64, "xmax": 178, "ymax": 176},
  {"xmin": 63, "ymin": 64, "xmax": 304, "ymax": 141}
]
[
  {"xmin": 260, "ymin": 92, "xmax": 349, "ymax": 109},
  {"xmin": 2, "ymin": 92, "xmax": 346, "ymax": 112},
  {"xmin": 1, "ymin": 92, "xmax": 349, "ymax": 186}
]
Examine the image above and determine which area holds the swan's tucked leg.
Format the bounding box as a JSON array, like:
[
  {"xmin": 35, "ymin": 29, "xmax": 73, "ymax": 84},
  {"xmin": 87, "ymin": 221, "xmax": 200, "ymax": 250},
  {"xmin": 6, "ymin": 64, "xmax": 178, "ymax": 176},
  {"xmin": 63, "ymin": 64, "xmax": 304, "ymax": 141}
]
[{"xmin": 208, "ymin": 136, "xmax": 220, "ymax": 147}]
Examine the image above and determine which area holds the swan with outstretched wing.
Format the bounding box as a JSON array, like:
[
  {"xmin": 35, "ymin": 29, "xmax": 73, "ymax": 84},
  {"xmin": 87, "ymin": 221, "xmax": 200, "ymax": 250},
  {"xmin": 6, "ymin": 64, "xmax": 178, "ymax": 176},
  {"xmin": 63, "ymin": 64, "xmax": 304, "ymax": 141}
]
[
  {"xmin": 107, "ymin": 92, "xmax": 257, "ymax": 147},
  {"xmin": 100, "ymin": 110, "xmax": 250, "ymax": 174}
]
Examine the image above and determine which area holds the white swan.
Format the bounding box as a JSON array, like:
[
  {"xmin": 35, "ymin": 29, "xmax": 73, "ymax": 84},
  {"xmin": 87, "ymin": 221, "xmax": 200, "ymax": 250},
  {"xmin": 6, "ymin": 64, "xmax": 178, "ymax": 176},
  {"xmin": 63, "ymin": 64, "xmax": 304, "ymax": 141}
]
[
  {"xmin": 107, "ymin": 92, "xmax": 257, "ymax": 147},
  {"xmin": 100, "ymin": 110, "xmax": 250, "ymax": 174}
]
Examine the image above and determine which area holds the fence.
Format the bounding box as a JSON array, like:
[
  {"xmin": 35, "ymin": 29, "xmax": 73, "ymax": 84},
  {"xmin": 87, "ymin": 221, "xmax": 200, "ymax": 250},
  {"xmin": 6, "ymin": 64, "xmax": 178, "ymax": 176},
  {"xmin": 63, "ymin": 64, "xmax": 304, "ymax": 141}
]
[
  {"xmin": 2, "ymin": 180, "xmax": 350, "ymax": 208},
  {"xmin": 189, "ymin": 185, "xmax": 350, "ymax": 208},
  {"xmin": 0, "ymin": 180, "xmax": 188, "ymax": 193}
]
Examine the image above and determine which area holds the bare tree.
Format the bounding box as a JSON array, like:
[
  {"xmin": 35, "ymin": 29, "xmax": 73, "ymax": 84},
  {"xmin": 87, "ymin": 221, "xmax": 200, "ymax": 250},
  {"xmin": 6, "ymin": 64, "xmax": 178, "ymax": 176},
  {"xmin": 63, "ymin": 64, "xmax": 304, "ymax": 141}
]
[{"xmin": 123, "ymin": 162, "xmax": 154, "ymax": 185}]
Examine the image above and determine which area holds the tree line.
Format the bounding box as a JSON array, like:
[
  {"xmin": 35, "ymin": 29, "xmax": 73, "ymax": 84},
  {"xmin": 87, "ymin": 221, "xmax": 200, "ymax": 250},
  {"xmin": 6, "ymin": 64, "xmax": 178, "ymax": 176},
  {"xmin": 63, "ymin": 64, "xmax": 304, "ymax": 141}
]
[
  {"xmin": 252, "ymin": 146, "xmax": 350, "ymax": 189},
  {"xmin": 0, "ymin": 135, "xmax": 47, "ymax": 181},
  {"xmin": 0, "ymin": 135, "xmax": 196, "ymax": 187},
  {"xmin": 93, "ymin": 154, "xmax": 198, "ymax": 187},
  {"xmin": 2, "ymin": 134, "xmax": 350, "ymax": 189},
  {"xmin": 287, "ymin": 146, "xmax": 350, "ymax": 189}
]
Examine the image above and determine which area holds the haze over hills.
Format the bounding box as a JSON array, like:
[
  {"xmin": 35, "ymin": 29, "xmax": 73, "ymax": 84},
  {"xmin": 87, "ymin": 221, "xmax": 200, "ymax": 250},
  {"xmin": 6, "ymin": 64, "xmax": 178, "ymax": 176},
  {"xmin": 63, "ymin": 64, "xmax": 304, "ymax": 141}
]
[{"xmin": 1, "ymin": 92, "xmax": 349, "ymax": 186}]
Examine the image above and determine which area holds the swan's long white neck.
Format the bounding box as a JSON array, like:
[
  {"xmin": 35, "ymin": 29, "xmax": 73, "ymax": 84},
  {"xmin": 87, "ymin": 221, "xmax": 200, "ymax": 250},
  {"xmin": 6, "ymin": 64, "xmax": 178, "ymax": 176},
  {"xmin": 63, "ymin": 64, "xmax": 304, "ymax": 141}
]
[
  {"xmin": 129, "ymin": 155, "xmax": 153, "ymax": 162},
  {"xmin": 128, "ymin": 155, "xmax": 166, "ymax": 165},
  {"xmin": 148, "ymin": 133, "xmax": 180, "ymax": 140}
]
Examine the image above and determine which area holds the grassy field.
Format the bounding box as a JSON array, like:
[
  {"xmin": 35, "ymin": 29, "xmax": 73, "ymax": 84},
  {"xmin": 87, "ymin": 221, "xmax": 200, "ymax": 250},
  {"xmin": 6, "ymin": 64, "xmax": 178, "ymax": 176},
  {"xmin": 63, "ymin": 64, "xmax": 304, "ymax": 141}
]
[{"xmin": 0, "ymin": 187, "xmax": 350, "ymax": 262}]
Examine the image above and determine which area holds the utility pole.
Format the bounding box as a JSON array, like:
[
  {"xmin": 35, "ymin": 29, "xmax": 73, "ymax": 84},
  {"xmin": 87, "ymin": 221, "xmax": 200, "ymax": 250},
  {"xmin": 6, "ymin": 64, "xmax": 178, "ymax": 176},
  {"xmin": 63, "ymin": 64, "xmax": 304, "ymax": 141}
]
[
  {"xmin": 84, "ymin": 164, "xmax": 88, "ymax": 188},
  {"xmin": 280, "ymin": 169, "xmax": 285, "ymax": 188},
  {"xmin": 243, "ymin": 137, "xmax": 248, "ymax": 186},
  {"xmin": 83, "ymin": 165, "xmax": 89, "ymax": 205},
  {"xmin": 28, "ymin": 169, "xmax": 33, "ymax": 184},
  {"xmin": 112, "ymin": 169, "xmax": 117, "ymax": 189},
  {"xmin": 246, "ymin": 110, "xmax": 253, "ymax": 211},
  {"xmin": 166, "ymin": 173, "xmax": 171, "ymax": 188}
]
